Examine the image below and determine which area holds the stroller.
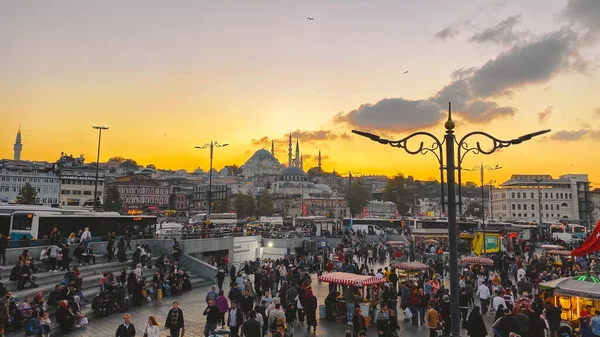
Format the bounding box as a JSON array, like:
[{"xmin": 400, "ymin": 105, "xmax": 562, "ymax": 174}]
[{"xmin": 92, "ymin": 292, "xmax": 109, "ymax": 317}]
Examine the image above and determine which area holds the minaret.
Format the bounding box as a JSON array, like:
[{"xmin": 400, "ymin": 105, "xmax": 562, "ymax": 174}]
[
  {"xmin": 271, "ymin": 139, "xmax": 275, "ymax": 156},
  {"xmin": 300, "ymin": 153, "xmax": 303, "ymax": 169},
  {"xmin": 295, "ymin": 139, "xmax": 300, "ymax": 168},
  {"xmin": 13, "ymin": 127, "xmax": 22, "ymax": 161},
  {"xmin": 318, "ymin": 149, "xmax": 322, "ymax": 170},
  {"xmin": 288, "ymin": 133, "xmax": 292, "ymax": 167}
]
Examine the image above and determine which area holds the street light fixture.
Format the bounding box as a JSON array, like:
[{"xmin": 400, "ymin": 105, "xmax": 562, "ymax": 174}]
[
  {"xmin": 464, "ymin": 164, "xmax": 502, "ymax": 255},
  {"xmin": 352, "ymin": 103, "xmax": 550, "ymax": 337},
  {"xmin": 489, "ymin": 179, "xmax": 497, "ymax": 222},
  {"xmin": 91, "ymin": 124, "xmax": 109, "ymax": 211},
  {"xmin": 195, "ymin": 141, "xmax": 229, "ymax": 220}
]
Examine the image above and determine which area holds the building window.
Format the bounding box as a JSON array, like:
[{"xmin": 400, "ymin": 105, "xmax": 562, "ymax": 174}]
[
  {"xmin": 545, "ymin": 204, "xmax": 549, "ymax": 210},
  {"xmin": 544, "ymin": 192, "xmax": 548, "ymax": 199},
  {"xmin": 518, "ymin": 213, "xmax": 522, "ymax": 217},
  {"xmin": 531, "ymin": 204, "xmax": 535, "ymax": 210},
  {"xmin": 513, "ymin": 213, "xmax": 516, "ymax": 217},
  {"xmin": 556, "ymin": 205, "xmax": 560, "ymax": 211},
  {"xmin": 517, "ymin": 192, "xmax": 521, "ymax": 198},
  {"xmin": 561, "ymin": 202, "xmax": 568, "ymax": 207},
  {"xmin": 511, "ymin": 192, "xmax": 515, "ymax": 198},
  {"xmin": 512, "ymin": 204, "xmax": 515, "ymax": 210},
  {"xmin": 524, "ymin": 204, "xmax": 527, "ymax": 210},
  {"xmin": 517, "ymin": 204, "xmax": 521, "ymax": 210},
  {"xmin": 83, "ymin": 191, "xmax": 92, "ymax": 195}
]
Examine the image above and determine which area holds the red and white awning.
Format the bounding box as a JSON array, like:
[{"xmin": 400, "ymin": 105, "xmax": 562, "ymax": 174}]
[
  {"xmin": 461, "ymin": 256, "xmax": 494, "ymax": 266},
  {"xmin": 319, "ymin": 272, "xmax": 386, "ymax": 286},
  {"xmin": 391, "ymin": 261, "xmax": 431, "ymax": 271},
  {"xmin": 541, "ymin": 245, "xmax": 566, "ymax": 250}
]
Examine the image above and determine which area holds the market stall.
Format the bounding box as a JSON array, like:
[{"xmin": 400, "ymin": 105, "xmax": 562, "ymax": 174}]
[
  {"xmin": 387, "ymin": 241, "xmax": 407, "ymax": 259},
  {"xmin": 319, "ymin": 272, "xmax": 387, "ymax": 324},
  {"xmin": 539, "ymin": 275, "xmax": 600, "ymax": 332}
]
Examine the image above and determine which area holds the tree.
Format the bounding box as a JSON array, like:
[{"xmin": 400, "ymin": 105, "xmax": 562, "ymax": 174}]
[
  {"xmin": 108, "ymin": 156, "xmax": 125, "ymax": 162},
  {"xmin": 465, "ymin": 201, "xmax": 483, "ymax": 217},
  {"xmin": 234, "ymin": 194, "xmax": 255, "ymax": 219},
  {"xmin": 212, "ymin": 198, "xmax": 231, "ymax": 213},
  {"xmin": 103, "ymin": 186, "xmax": 122, "ymax": 212},
  {"xmin": 120, "ymin": 159, "xmax": 139, "ymax": 171},
  {"xmin": 257, "ymin": 192, "xmax": 275, "ymax": 216},
  {"xmin": 383, "ymin": 174, "xmax": 416, "ymax": 215},
  {"xmin": 343, "ymin": 179, "xmax": 371, "ymax": 216},
  {"xmin": 306, "ymin": 167, "xmax": 323, "ymax": 177},
  {"xmin": 224, "ymin": 165, "xmax": 242, "ymax": 176},
  {"xmin": 16, "ymin": 183, "xmax": 37, "ymax": 204},
  {"xmin": 146, "ymin": 164, "xmax": 156, "ymax": 170}
]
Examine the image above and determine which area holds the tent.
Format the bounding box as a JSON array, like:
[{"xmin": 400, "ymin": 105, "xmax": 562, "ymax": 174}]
[{"xmin": 319, "ymin": 272, "xmax": 386, "ymax": 286}]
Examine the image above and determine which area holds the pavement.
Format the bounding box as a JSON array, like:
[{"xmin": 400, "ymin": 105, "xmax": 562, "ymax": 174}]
[{"xmin": 7, "ymin": 269, "xmax": 497, "ymax": 337}]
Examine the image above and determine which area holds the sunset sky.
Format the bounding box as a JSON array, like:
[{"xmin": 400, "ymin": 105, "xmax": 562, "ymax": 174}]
[{"xmin": 1, "ymin": 0, "xmax": 599, "ymax": 187}]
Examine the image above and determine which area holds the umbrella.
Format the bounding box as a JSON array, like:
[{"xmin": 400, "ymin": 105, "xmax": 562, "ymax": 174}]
[{"xmin": 461, "ymin": 256, "xmax": 494, "ymax": 266}]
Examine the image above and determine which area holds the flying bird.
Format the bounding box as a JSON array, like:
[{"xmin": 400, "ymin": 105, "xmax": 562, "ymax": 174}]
[
  {"xmin": 307, "ymin": 17, "xmax": 314, "ymax": 21},
  {"xmin": 404, "ymin": 70, "xmax": 409, "ymax": 74}
]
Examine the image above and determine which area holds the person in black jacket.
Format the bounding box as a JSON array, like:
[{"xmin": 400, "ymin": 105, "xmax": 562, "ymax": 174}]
[
  {"xmin": 240, "ymin": 289, "xmax": 254, "ymax": 317},
  {"xmin": 242, "ymin": 310, "xmax": 262, "ymax": 337},
  {"xmin": 165, "ymin": 301, "xmax": 185, "ymax": 337},
  {"xmin": 116, "ymin": 313, "xmax": 136, "ymax": 337},
  {"xmin": 204, "ymin": 299, "xmax": 220, "ymax": 336},
  {"xmin": 227, "ymin": 300, "xmax": 245, "ymax": 337}
]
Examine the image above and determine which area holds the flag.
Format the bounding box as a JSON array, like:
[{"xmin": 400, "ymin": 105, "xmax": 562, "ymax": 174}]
[{"xmin": 571, "ymin": 220, "xmax": 600, "ymax": 257}]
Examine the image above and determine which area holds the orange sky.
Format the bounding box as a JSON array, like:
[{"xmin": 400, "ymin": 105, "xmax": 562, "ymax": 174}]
[{"xmin": 1, "ymin": 1, "xmax": 599, "ymax": 187}]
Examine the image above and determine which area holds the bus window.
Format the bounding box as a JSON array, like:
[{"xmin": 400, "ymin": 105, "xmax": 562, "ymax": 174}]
[
  {"xmin": 571, "ymin": 226, "xmax": 586, "ymax": 234},
  {"xmin": 0, "ymin": 215, "xmax": 10, "ymax": 236},
  {"xmin": 12, "ymin": 214, "xmax": 33, "ymax": 230}
]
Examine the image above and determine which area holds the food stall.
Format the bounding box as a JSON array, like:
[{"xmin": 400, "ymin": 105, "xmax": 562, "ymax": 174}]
[
  {"xmin": 539, "ymin": 276, "xmax": 600, "ymax": 332},
  {"xmin": 461, "ymin": 256, "xmax": 494, "ymax": 266},
  {"xmin": 318, "ymin": 272, "xmax": 386, "ymax": 324},
  {"xmin": 545, "ymin": 249, "xmax": 573, "ymax": 267},
  {"xmin": 387, "ymin": 241, "xmax": 407, "ymax": 259},
  {"xmin": 391, "ymin": 261, "xmax": 431, "ymax": 283}
]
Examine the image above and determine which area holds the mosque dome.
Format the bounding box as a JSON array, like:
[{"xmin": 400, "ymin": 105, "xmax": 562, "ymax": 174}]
[{"xmin": 281, "ymin": 167, "xmax": 306, "ymax": 177}]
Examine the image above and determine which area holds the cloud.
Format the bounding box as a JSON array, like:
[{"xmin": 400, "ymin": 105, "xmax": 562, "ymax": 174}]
[
  {"xmin": 433, "ymin": 25, "xmax": 460, "ymax": 41},
  {"xmin": 336, "ymin": 26, "xmax": 582, "ymax": 132},
  {"xmin": 538, "ymin": 106, "xmax": 554, "ymax": 123},
  {"xmin": 468, "ymin": 15, "xmax": 524, "ymax": 46},
  {"xmin": 594, "ymin": 107, "xmax": 600, "ymax": 117},
  {"xmin": 334, "ymin": 98, "xmax": 443, "ymax": 131},
  {"xmin": 291, "ymin": 130, "xmax": 341, "ymax": 142},
  {"xmin": 251, "ymin": 130, "xmax": 347, "ymax": 151},
  {"xmin": 550, "ymin": 130, "xmax": 589, "ymax": 141},
  {"xmin": 470, "ymin": 29, "xmax": 578, "ymax": 97},
  {"xmin": 563, "ymin": 0, "xmax": 600, "ymax": 36}
]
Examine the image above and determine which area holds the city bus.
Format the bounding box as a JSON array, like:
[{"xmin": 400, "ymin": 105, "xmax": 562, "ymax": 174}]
[
  {"xmin": 550, "ymin": 223, "xmax": 587, "ymax": 241},
  {"xmin": 0, "ymin": 204, "xmax": 91, "ymax": 215},
  {"xmin": 8, "ymin": 211, "xmax": 157, "ymax": 244},
  {"xmin": 407, "ymin": 218, "xmax": 479, "ymax": 237},
  {"xmin": 342, "ymin": 217, "xmax": 403, "ymax": 230}
]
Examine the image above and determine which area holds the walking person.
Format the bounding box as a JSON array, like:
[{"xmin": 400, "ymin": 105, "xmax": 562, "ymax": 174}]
[
  {"xmin": 115, "ymin": 313, "xmax": 136, "ymax": 337},
  {"xmin": 0, "ymin": 234, "xmax": 8, "ymax": 266},
  {"xmin": 242, "ymin": 310, "xmax": 262, "ymax": 337},
  {"xmin": 203, "ymin": 299, "xmax": 220, "ymax": 337},
  {"xmin": 165, "ymin": 301, "xmax": 185, "ymax": 337},
  {"xmin": 466, "ymin": 306, "xmax": 487, "ymax": 337},
  {"xmin": 80, "ymin": 227, "xmax": 91, "ymax": 252},
  {"xmin": 143, "ymin": 316, "xmax": 160, "ymax": 337},
  {"xmin": 227, "ymin": 300, "xmax": 245, "ymax": 337},
  {"xmin": 426, "ymin": 301, "xmax": 440, "ymax": 337}
]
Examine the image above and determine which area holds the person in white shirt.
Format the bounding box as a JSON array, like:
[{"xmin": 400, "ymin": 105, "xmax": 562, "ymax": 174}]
[
  {"xmin": 517, "ymin": 267, "xmax": 526, "ymax": 280},
  {"xmin": 476, "ymin": 283, "xmax": 491, "ymax": 315},
  {"xmin": 80, "ymin": 227, "xmax": 92, "ymax": 252},
  {"xmin": 492, "ymin": 291, "xmax": 507, "ymax": 312}
]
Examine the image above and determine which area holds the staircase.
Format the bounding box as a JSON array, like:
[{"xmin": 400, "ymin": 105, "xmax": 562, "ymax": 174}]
[{"xmin": 1, "ymin": 252, "xmax": 212, "ymax": 335}]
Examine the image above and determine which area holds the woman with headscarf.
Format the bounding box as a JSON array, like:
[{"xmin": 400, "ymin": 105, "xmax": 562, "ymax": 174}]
[
  {"xmin": 466, "ymin": 306, "xmax": 487, "ymax": 337},
  {"xmin": 144, "ymin": 316, "xmax": 160, "ymax": 337},
  {"xmin": 72, "ymin": 295, "xmax": 88, "ymax": 327},
  {"xmin": 117, "ymin": 237, "xmax": 127, "ymax": 262},
  {"xmin": 56, "ymin": 300, "xmax": 76, "ymax": 332},
  {"xmin": 304, "ymin": 289, "xmax": 318, "ymax": 333}
]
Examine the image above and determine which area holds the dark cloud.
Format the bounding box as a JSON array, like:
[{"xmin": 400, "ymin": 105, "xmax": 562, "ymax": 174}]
[
  {"xmin": 471, "ymin": 29, "xmax": 577, "ymax": 97},
  {"xmin": 336, "ymin": 24, "xmax": 582, "ymax": 131},
  {"xmin": 251, "ymin": 130, "xmax": 347, "ymax": 151},
  {"xmin": 550, "ymin": 130, "xmax": 589, "ymax": 141},
  {"xmin": 468, "ymin": 15, "xmax": 524, "ymax": 46},
  {"xmin": 433, "ymin": 26, "xmax": 460, "ymax": 41},
  {"xmin": 538, "ymin": 106, "xmax": 554, "ymax": 123},
  {"xmin": 291, "ymin": 129, "xmax": 339, "ymax": 141},
  {"xmin": 563, "ymin": 0, "xmax": 600, "ymax": 36},
  {"xmin": 335, "ymin": 98, "xmax": 443, "ymax": 132}
]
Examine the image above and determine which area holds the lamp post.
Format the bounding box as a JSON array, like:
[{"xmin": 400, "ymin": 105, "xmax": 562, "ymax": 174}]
[
  {"xmin": 464, "ymin": 164, "xmax": 502, "ymax": 255},
  {"xmin": 534, "ymin": 178, "xmax": 544, "ymax": 235},
  {"xmin": 92, "ymin": 124, "xmax": 109, "ymax": 211},
  {"xmin": 489, "ymin": 179, "xmax": 496, "ymax": 222},
  {"xmin": 352, "ymin": 102, "xmax": 549, "ymax": 337},
  {"xmin": 195, "ymin": 141, "xmax": 228, "ymax": 220}
]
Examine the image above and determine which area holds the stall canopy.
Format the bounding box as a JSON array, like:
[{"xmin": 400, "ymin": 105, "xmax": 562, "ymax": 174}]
[
  {"xmin": 546, "ymin": 250, "xmax": 572, "ymax": 256},
  {"xmin": 319, "ymin": 272, "xmax": 386, "ymax": 286},
  {"xmin": 391, "ymin": 261, "xmax": 431, "ymax": 271},
  {"xmin": 461, "ymin": 256, "xmax": 494, "ymax": 266},
  {"xmin": 541, "ymin": 245, "xmax": 566, "ymax": 250},
  {"xmin": 540, "ymin": 277, "xmax": 600, "ymax": 300}
]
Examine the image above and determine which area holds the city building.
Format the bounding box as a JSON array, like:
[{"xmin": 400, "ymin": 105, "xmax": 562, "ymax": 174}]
[
  {"xmin": 270, "ymin": 167, "xmax": 333, "ymax": 197},
  {"xmin": 13, "ymin": 128, "xmax": 22, "ymax": 161},
  {"xmin": 365, "ymin": 200, "xmax": 397, "ymax": 218},
  {"xmin": 493, "ymin": 174, "xmax": 593, "ymax": 226},
  {"xmin": 192, "ymin": 183, "xmax": 231, "ymax": 210},
  {"xmin": 170, "ymin": 191, "xmax": 189, "ymax": 212},
  {"xmin": 0, "ymin": 159, "xmax": 60, "ymax": 204},
  {"xmin": 360, "ymin": 175, "xmax": 388, "ymax": 200},
  {"xmin": 416, "ymin": 198, "xmax": 443, "ymax": 217},
  {"xmin": 56, "ymin": 153, "xmax": 105, "ymax": 208},
  {"xmin": 591, "ymin": 189, "xmax": 600, "ymax": 224},
  {"xmin": 110, "ymin": 174, "xmax": 170, "ymax": 213}
]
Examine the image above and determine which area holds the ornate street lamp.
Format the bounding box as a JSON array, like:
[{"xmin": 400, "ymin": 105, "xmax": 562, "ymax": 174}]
[
  {"xmin": 352, "ymin": 103, "xmax": 549, "ymax": 337},
  {"xmin": 195, "ymin": 141, "xmax": 229, "ymax": 219}
]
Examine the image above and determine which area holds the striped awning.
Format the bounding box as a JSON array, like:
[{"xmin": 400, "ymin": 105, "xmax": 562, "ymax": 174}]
[
  {"xmin": 541, "ymin": 245, "xmax": 566, "ymax": 250},
  {"xmin": 319, "ymin": 272, "xmax": 386, "ymax": 286},
  {"xmin": 391, "ymin": 261, "xmax": 431, "ymax": 271},
  {"xmin": 461, "ymin": 256, "xmax": 494, "ymax": 266}
]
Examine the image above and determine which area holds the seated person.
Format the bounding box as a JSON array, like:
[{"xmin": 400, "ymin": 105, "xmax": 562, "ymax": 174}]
[{"xmin": 24, "ymin": 311, "xmax": 45, "ymax": 336}]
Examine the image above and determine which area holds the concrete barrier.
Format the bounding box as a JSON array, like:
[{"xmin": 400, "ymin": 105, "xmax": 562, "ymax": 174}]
[{"xmin": 184, "ymin": 253, "xmax": 218, "ymax": 281}]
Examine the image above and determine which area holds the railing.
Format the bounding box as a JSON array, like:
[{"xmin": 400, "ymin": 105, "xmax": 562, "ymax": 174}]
[{"xmin": 7, "ymin": 234, "xmax": 156, "ymax": 249}]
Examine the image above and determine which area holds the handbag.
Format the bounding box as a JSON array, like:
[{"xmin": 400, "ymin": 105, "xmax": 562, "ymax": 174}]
[{"xmin": 143, "ymin": 323, "xmax": 148, "ymax": 337}]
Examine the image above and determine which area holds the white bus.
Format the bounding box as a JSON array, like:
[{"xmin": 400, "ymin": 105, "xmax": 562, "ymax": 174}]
[{"xmin": 8, "ymin": 211, "xmax": 157, "ymax": 244}]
